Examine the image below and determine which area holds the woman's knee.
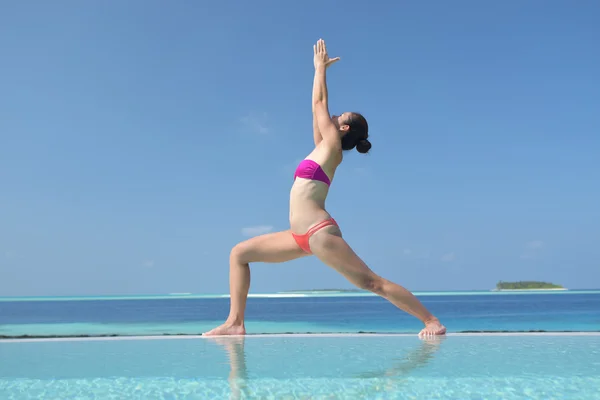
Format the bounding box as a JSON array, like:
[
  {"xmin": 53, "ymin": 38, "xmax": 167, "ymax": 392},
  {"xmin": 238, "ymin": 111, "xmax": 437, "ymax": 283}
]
[
  {"xmin": 355, "ymin": 274, "xmax": 386, "ymax": 295},
  {"xmin": 230, "ymin": 240, "xmax": 254, "ymax": 264}
]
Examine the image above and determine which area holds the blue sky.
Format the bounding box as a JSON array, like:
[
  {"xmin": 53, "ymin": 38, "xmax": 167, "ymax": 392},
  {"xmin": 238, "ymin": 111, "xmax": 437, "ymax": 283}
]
[{"xmin": 1, "ymin": 1, "xmax": 599, "ymax": 296}]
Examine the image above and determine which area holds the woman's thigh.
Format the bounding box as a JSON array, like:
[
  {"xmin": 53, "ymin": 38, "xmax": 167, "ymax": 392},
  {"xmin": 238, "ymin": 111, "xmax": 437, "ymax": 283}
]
[
  {"xmin": 232, "ymin": 229, "xmax": 309, "ymax": 264},
  {"xmin": 308, "ymin": 228, "xmax": 379, "ymax": 287}
]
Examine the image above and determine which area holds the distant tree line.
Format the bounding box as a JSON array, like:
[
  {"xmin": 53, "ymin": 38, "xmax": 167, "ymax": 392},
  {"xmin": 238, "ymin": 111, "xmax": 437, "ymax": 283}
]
[{"xmin": 496, "ymin": 280, "xmax": 563, "ymax": 289}]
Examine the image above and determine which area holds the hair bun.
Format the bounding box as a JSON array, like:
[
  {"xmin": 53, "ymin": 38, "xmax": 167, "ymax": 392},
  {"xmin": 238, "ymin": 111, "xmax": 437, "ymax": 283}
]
[{"xmin": 356, "ymin": 139, "xmax": 371, "ymax": 154}]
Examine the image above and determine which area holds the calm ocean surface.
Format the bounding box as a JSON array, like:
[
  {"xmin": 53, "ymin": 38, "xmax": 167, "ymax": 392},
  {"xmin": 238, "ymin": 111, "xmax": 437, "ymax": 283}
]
[{"xmin": 1, "ymin": 290, "xmax": 599, "ymax": 337}]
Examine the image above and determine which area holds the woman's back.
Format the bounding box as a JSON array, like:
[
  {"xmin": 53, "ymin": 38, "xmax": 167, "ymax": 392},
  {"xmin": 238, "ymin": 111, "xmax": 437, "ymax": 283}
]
[{"xmin": 289, "ymin": 144, "xmax": 341, "ymax": 233}]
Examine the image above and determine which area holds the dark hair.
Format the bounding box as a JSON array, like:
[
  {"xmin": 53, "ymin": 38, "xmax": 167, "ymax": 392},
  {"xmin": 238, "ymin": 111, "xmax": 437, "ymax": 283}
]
[{"xmin": 340, "ymin": 112, "xmax": 371, "ymax": 154}]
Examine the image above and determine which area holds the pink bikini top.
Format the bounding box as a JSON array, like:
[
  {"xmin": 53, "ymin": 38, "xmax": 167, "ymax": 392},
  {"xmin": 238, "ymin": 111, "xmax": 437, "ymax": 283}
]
[{"xmin": 293, "ymin": 159, "xmax": 331, "ymax": 186}]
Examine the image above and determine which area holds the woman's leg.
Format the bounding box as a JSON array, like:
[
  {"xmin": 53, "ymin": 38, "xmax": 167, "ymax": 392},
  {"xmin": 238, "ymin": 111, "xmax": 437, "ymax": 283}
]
[
  {"xmin": 203, "ymin": 229, "xmax": 308, "ymax": 336},
  {"xmin": 309, "ymin": 228, "xmax": 446, "ymax": 336},
  {"xmin": 207, "ymin": 337, "xmax": 248, "ymax": 399}
]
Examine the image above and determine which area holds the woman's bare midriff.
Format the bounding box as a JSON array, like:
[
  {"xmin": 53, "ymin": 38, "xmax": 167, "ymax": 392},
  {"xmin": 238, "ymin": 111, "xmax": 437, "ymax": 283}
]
[{"xmin": 289, "ymin": 178, "xmax": 332, "ymax": 234}]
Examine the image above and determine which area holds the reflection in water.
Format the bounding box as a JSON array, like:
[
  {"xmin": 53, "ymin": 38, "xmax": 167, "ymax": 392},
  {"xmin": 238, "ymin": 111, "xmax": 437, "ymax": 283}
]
[
  {"xmin": 208, "ymin": 336, "xmax": 248, "ymax": 400},
  {"xmin": 358, "ymin": 336, "xmax": 446, "ymax": 378},
  {"xmin": 208, "ymin": 335, "xmax": 446, "ymax": 399},
  {"xmin": 356, "ymin": 336, "xmax": 446, "ymax": 396}
]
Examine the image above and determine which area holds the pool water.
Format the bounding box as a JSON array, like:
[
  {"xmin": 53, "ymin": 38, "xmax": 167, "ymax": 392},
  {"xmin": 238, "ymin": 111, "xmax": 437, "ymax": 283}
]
[{"xmin": 1, "ymin": 333, "xmax": 599, "ymax": 399}]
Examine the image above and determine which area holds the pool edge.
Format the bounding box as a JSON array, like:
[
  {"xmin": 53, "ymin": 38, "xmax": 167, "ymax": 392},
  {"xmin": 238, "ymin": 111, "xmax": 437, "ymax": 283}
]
[{"xmin": 2, "ymin": 331, "xmax": 600, "ymax": 343}]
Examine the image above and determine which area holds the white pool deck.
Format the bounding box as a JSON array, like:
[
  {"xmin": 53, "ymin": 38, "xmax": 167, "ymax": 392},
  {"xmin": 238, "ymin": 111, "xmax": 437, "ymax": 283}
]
[{"xmin": 2, "ymin": 331, "xmax": 600, "ymax": 343}]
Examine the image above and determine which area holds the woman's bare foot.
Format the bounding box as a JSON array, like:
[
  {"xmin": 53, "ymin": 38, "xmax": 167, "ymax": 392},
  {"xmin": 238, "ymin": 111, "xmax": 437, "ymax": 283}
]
[
  {"xmin": 418, "ymin": 318, "xmax": 447, "ymax": 337},
  {"xmin": 203, "ymin": 322, "xmax": 246, "ymax": 336}
]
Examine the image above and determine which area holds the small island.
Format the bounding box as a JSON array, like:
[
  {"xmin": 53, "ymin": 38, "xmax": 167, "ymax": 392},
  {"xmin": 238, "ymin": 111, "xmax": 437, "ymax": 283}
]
[{"xmin": 493, "ymin": 281, "xmax": 567, "ymax": 291}]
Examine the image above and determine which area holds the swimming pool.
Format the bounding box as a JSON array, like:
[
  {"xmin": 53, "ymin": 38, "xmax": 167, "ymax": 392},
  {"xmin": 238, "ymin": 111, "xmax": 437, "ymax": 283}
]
[{"xmin": 1, "ymin": 333, "xmax": 599, "ymax": 399}]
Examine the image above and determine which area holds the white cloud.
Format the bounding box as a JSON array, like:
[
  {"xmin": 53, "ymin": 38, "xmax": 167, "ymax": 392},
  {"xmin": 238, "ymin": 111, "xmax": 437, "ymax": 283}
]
[
  {"xmin": 520, "ymin": 240, "xmax": 544, "ymax": 259},
  {"xmin": 241, "ymin": 112, "xmax": 270, "ymax": 135},
  {"xmin": 525, "ymin": 240, "xmax": 544, "ymax": 249},
  {"xmin": 142, "ymin": 260, "xmax": 155, "ymax": 268},
  {"xmin": 403, "ymin": 248, "xmax": 411, "ymax": 255},
  {"xmin": 241, "ymin": 225, "xmax": 273, "ymax": 237},
  {"xmin": 440, "ymin": 252, "xmax": 456, "ymax": 262}
]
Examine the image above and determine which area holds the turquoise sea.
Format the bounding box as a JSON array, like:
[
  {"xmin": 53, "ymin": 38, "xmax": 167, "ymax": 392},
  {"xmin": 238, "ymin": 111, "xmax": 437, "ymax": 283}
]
[{"xmin": 1, "ymin": 290, "xmax": 599, "ymax": 337}]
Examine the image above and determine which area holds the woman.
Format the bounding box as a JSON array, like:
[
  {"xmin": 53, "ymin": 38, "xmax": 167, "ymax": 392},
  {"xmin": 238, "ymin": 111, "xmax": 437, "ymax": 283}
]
[{"xmin": 204, "ymin": 39, "xmax": 446, "ymax": 337}]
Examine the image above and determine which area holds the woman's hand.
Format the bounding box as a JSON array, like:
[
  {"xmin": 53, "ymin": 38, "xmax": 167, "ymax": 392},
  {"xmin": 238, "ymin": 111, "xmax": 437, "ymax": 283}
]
[{"xmin": 313, "ymin": 38, "xmax": 340, "ymax": 69}]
